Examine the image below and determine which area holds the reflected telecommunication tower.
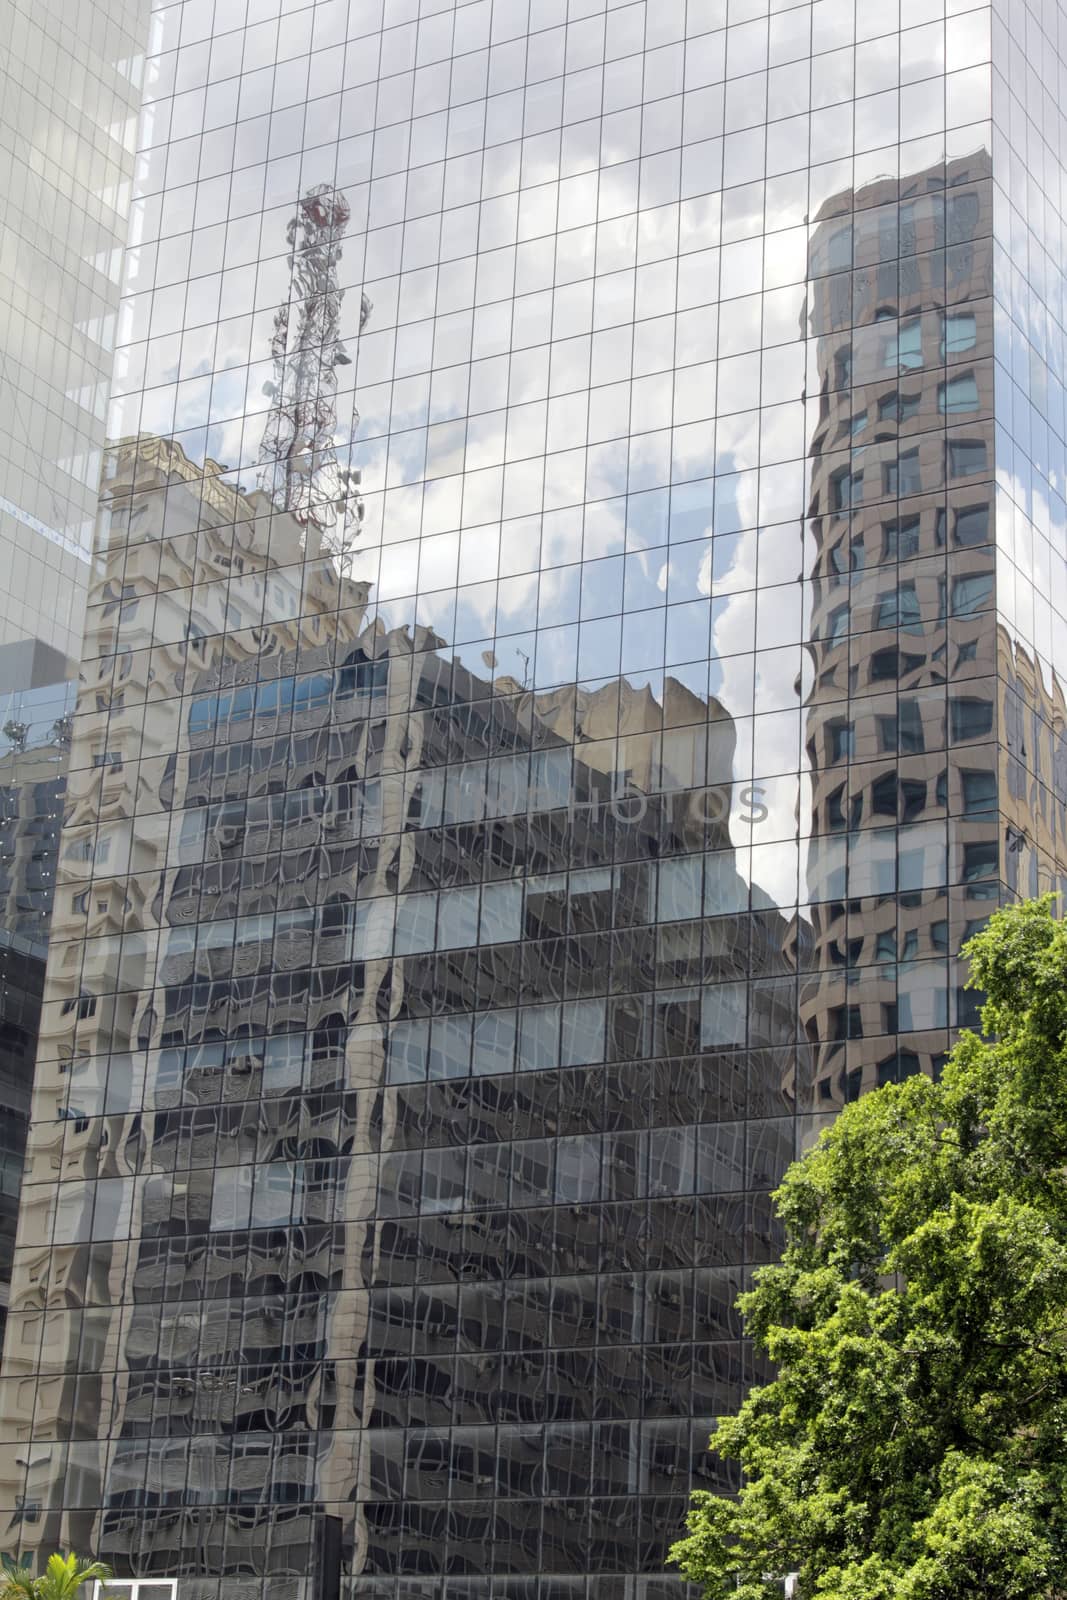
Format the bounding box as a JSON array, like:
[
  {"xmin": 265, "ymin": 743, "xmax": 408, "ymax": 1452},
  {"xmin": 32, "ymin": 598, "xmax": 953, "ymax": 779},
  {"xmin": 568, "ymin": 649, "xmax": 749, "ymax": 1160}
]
[{"xmin": 258, "ymin": 183, "xmax": 372, "ymax": 561}]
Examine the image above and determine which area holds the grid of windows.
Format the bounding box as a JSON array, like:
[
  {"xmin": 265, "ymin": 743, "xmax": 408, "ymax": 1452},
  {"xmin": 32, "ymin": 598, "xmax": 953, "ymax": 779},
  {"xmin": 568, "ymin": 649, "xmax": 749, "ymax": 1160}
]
[
  {"xmin": 0, "ymin": 0, "xmax": 149, "ymax": 1350},
  {"xmin": 0, "ymin": 0, "xmax": 147, "ymax": 656},
  {"xmin": 991, "ymin": 0, "xmax": 1067, "ymax": 906},
  {"xmin": 0, "ymin": 0, "xmax": 1054, "ymax": 1596}
]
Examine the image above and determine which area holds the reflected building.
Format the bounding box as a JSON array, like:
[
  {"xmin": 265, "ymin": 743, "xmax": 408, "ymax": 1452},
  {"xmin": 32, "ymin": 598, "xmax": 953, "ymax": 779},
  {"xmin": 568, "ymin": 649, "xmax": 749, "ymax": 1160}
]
[
  {"xmin": 0, "ymin": 426, "xmax": 796, "ymax": 1587},
  {"xmin": 802, "ymin": 149, "xmax": 1002, "ymax": 1108},
  {"xmin": 0, "ymin": 704, "xmax": 72, "ymax": 1316},
  {"xmin": 1, "ymin": 2, "xmax": 1066, "ymax": 1599}
]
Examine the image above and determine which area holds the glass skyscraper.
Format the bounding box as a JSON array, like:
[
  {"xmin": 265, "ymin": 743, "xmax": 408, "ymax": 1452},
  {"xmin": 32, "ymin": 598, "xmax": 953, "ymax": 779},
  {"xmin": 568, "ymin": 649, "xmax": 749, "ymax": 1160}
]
[
  {"xmin": 0, "ymin": 0, "xmax": 149, "ymax": 1339},
  {"xmin": 0, "ymin": 0, "xmax": 1054, "ymax": 1594}
]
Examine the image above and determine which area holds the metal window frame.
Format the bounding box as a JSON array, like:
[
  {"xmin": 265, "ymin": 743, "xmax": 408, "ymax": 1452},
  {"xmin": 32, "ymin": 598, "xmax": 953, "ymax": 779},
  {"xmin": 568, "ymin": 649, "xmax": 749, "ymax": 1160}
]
[{"xmin": 93, "ymin": 1582, "xmax": 177, "ymax": 1600}]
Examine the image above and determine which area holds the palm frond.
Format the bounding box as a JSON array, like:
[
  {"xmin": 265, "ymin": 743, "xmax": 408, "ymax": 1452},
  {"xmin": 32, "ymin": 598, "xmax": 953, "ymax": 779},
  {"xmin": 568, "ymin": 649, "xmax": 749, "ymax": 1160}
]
[{"xmin": 0, "ymin": 1553, "xmax": 38, "ymax": 1600}]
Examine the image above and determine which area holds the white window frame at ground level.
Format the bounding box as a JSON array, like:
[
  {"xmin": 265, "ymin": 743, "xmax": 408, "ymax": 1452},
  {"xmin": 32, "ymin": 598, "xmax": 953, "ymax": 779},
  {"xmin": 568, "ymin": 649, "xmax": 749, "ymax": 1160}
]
[{"xmin": 94, "ymin": 1580, "xmax": 177, "ymax": 1600}]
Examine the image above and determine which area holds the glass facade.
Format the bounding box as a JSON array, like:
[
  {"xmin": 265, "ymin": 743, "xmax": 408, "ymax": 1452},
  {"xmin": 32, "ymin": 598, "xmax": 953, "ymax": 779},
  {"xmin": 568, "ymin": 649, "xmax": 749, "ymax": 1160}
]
[
  {"xmin": 0, "ymin": 0, "xmax": 1050, "ymax": 1594},
  {"xmin": 0, "ymin": 0, "xmax": 149, "ymax": 1339},
  {"xmin": 0, "ymin": 0, "xmax": 148, "ymax": 656},
  {"xmin": 992, "ymin": 0, "xmax": 1067, "ymax": 902}
]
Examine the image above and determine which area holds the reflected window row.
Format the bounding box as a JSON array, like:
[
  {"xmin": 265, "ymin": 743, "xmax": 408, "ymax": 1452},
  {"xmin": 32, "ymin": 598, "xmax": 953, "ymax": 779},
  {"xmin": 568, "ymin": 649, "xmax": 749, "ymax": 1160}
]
[
  {"xmin": 36, "ymin": 1116, "xmax": 785, "ymax": 1242},
  {"xmin": 106, "ymin": 1341, "xmax": 750, "ymax": 1434},
  {"xmin": 37, "ymin": 1417, "xmax": 720, "ymax": 1506},
  {"xmin": 75, "ymin": 575, "xmax": 994, "ymax": 741},
  {"xmin": 90, "ymin": 491, "xmax": 991, "ymax": 647},
  {"xmin": 65, "ymin": 823, "xmax": 982, "ymax": 996},
  {"xmin": 55, "ymin": 930, "xmax": 971, "ymax": 1033},
  {"xmin": 8, "ymin": 1198, "xmax": 779, "ymax": 1331},
  {"xmin": 89, "ymin": 499, "xmax": 985, "ymax": 673},
  {"xmin": 51, "ymin": 1040, "xmax": 803, "ymax": 1124},
  {"xmin": 67, "ymin": 691, "xmax": 998, "ymax": 819},
  {"xmin": 8, "ymin": 1265, "xmax": 749, "ymax": 1369},
  {"xmin": 57, "ymin": 753, "xmax": 995, "ymax": 896},
  {"xmin": 103, "ymin": 435, "xmax": 994, "ymax": 572},
  {"xmin": 90, "ymin": 749, "xmax": 993, "ymax": 868}
]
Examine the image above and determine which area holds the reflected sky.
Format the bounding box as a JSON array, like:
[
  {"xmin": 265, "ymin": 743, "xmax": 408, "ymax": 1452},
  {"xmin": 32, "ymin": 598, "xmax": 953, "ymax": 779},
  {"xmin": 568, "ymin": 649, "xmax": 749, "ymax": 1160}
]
[{"xmin": 0, "ymin": 0, "xmax": 1042, "ymax": 1591}]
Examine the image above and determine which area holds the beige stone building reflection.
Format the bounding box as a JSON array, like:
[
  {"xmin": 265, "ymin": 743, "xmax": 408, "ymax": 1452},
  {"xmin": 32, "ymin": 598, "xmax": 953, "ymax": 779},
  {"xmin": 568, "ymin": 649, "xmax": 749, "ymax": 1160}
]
[
  {"xmin": 0, "ymin": 429, "xmax": 791, "ymax": 1576},
  {"xmin": 0, "ymin": 715, "xmax": 72, "ymax": 1333},
  {"xmin": 0, "ymin": 432, "xmax": 381, "ymax": 1564}
]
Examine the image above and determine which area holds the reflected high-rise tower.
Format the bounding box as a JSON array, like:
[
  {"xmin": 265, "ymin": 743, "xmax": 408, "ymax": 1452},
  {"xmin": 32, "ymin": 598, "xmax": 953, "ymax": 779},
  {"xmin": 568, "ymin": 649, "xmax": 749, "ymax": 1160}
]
[
  {"xmin": 802, "ymin": 149, "xmax": 999, "ymax": 1104},
  {"xmin": 1, "ymin": 2, "xmax": 1066, "ymax": 1599}
]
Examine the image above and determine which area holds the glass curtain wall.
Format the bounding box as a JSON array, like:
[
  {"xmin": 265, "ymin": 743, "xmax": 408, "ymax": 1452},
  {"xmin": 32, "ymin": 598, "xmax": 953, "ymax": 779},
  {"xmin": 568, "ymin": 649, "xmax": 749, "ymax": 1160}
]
[
  {"xmin": 0, "ymin": 0, "xmax": 148, "ymax": 662},
  {"xmin": 0, "ymin": 0, "xmax": 149, "ymax": 1342},
  {"xmin": 0, "ymin": 0, "xmax": 1021, "ymax": 1597},
  {"xmin": 990, "ymin": 0, "xmax": 1067, "ymax": 902}
]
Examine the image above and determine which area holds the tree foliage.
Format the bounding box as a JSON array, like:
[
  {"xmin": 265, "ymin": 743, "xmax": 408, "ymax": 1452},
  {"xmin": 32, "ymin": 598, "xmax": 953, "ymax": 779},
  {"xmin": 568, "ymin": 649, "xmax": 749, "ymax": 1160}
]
[
  {"xmin": 0, "ymin": 1555, "xmax": 112, "ymax": 1600},
  {"xmin": 669, "ymin": 896, "xmax": 1067, "ymax": 1600}
]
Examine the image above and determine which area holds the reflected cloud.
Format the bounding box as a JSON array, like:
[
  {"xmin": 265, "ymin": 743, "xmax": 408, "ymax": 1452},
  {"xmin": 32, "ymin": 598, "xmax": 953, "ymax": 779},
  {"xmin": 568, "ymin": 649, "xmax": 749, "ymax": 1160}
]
[{"xmin": 2, "ymin": 0, "xmax": 1057, "ymax": 1581}]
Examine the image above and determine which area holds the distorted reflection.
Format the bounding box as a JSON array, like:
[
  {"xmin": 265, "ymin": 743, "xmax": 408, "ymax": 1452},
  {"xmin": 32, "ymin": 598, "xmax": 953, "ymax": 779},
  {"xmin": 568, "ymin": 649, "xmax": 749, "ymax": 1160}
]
[
  {"xmin": 801, "ymin": 148, "xmax": 1000, "ymax": 1112},
  {"xmin": 0, "ymin": 406, "xmax": 799, "ymax": 1573},
  {"xmin": 0, "ymin": 687, "xmax": 73, "ymax": 1346},
  {"xmin": 0, "ymin": 25, "xmax": 1057, "ymax": 1598},
  {"xmin": 258, "ymin": 184, "xmax": 373, "ymax": 563}
]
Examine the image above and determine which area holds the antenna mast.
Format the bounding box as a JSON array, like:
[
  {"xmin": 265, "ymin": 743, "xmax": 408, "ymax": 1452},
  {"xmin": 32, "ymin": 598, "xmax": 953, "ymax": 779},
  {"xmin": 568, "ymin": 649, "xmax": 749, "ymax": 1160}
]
[{"xmin": 258, "ymin": 183, "xmax": 371, "ymax": 559}]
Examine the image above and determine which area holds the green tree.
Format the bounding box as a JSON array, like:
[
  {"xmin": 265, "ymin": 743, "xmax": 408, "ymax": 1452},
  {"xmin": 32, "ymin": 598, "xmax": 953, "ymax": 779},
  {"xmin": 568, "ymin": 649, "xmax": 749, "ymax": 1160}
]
[
  {"xmin": 669, "ymin": 896, "xmax": 1067, "ymax": 1600},
  {"xmin": 0, "ymin": 1555, "xmax": 113, "ymax": 1600}
]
